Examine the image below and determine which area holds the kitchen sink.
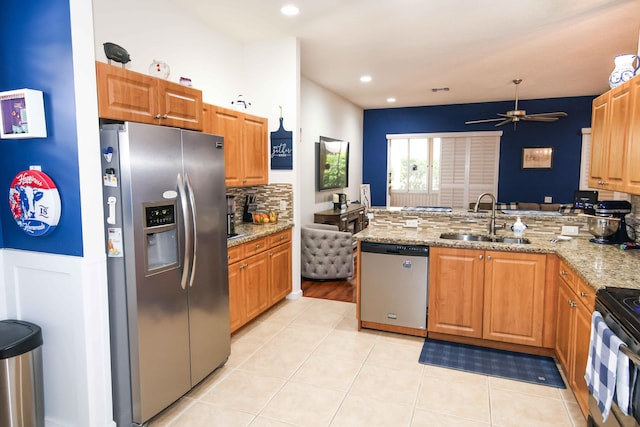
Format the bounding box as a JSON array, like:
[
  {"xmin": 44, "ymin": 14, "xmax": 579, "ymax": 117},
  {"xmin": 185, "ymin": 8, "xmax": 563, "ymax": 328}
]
[
  {"xmin": 439, "ymin": 233, "xmax": 493, "ymax": 242},
  {"xmin": 439, "ymin": 233, "xmax": 530, "ymax": 244}
]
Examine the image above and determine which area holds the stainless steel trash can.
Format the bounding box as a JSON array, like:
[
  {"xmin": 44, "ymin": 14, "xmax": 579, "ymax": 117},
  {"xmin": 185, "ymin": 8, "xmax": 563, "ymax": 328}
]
[{"xmin": 0, "ymin": 320, "xmax": 44, "ymax": 427}]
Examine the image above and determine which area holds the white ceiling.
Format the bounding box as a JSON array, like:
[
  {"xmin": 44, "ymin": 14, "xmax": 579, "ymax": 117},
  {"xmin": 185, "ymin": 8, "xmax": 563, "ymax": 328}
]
[{"xmin": 174, "ymin": 0, "xmax": 640, "ymax": 109}]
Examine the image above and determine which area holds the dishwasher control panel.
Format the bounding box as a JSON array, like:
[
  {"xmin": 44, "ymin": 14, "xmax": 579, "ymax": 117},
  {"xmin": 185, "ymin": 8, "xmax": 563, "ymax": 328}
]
[{"xmin": 360, "ymin": 241, "xmax": 429, "ymax": 257}]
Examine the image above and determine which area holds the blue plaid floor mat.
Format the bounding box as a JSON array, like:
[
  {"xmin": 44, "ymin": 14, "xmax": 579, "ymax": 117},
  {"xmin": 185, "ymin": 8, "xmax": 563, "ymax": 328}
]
[{"xmin": 418, "ymin": 338, "xmax": 566, "ymax": 388}]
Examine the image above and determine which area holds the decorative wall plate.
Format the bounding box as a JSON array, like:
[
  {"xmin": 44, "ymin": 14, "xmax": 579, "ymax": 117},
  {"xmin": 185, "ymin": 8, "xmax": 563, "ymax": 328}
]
[{"xmin": 9, "ymin": 170, "xmax": 61, "ymax": 236}]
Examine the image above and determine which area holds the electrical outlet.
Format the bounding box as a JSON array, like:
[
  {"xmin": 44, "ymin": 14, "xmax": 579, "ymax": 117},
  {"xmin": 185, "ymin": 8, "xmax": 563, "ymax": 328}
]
[
  {"xmin": 279, "ymin": 200, "xmax": 287, "ymax": 211},
  {"xmin": 561, "ymin": 225, "xmax": 580, "ymax": 236},
  {"xmin": 544, "ymin": 196, "xmax": 552, "ymax": 203},
  {"xmin": 405, "ymin": 219, "xmax": 419, "ymax": 228}
]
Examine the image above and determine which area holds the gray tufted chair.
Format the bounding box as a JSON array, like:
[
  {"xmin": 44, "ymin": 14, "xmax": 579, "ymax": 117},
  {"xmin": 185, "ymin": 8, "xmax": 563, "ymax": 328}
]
[{"xmin": 301, "ymin": 223, "xmax": 354, "ymax": 280}]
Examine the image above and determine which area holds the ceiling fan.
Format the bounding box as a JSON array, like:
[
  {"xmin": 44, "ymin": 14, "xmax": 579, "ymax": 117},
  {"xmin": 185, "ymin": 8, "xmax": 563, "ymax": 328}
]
[{"xmin": 465, "ymin": 79, "xmax": 568, "ymax": 127}]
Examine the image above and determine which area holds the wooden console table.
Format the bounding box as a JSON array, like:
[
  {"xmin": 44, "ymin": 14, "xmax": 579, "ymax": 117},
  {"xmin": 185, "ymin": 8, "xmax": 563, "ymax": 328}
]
[{"xmin": 314, "ymin": 204, "xmax": 368, "ymax": 233}]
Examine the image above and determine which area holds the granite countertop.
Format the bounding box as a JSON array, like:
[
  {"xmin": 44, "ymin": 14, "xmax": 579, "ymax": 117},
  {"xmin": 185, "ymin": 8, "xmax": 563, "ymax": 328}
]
[
  {"xmin": 227, "ymin": 221, "xmax": 294, "ymax": 247},
  {"xmin": 354, "ymin": 227, "xmax": 640, "ymax": 291}
]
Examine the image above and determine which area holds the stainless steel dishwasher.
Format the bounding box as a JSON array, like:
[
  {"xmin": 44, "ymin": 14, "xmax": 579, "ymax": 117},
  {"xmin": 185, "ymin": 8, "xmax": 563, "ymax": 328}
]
[{"xmin": 360, "ymin": 241, "xmax": 429, "ymax": 331}]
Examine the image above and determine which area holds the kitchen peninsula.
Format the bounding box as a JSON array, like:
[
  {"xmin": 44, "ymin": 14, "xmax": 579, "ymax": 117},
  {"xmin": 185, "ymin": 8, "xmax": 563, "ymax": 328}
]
[
  {"xmin": 355, "ymin": 206, "xmax": 640, "ymax": 416},
  {"xmin": 355, "ymin": 207, "xmax": 640, "ymax": 291}
]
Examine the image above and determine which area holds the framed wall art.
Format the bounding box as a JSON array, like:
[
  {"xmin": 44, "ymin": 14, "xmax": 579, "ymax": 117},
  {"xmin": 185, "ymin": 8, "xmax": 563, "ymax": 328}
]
[
  {"xmin": 522, "ymin": 147, "xmax": 553, "ymax": 169},
  {"xmin": 0, "ymin": 89, "xmax": 47, "ymax": 139}
]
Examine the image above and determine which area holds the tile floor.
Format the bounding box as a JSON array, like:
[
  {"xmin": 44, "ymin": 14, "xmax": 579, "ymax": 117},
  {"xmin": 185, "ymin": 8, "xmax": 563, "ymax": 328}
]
[{"xmin": 149, "ymin": 297, "xmax": 586, "ymax": 427}]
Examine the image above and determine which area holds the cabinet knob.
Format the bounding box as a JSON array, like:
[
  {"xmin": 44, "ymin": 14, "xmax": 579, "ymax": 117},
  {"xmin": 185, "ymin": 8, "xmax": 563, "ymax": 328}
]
[
  {"xmin": 561, "ymin": 270, "xmax": 568, "ymax": 275},
  {"xmin": 568, "ymin": 299, "xmax": 577, "ymax": 308},
  {"xmin": 580, "ymin": 291, "xmax": 589, "ymax": 298},
  {"xmin": 487, "ymin": 255, "xmax": 492, "ymax": 260},
  {"xmin": 479, "ymin": 255, "xmax": 483, "ymax": 260},
  {"xmin": 269, "ymin": 252, "xmax": 273, "ymax": 257},
  {"xmin": 162, "ymin": 114, "xmax": 168, "ymax": 119},
  {"xmin": 154, "ymin": 114, "xmax": 161, "ymax": 119},
  {"xmin": 255, "ymin": 244, "xmax": 261, "ymax": 249}
]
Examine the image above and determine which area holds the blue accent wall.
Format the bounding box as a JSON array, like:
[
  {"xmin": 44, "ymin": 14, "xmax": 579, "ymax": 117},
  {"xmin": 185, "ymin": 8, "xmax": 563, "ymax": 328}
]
[
  {"xmin": 363, "ymin": 96, "xmax": 595, "ymax": 207},
  {"xmin": 0, "ymin": 0, "xmax": 83, "ymax": 256}
]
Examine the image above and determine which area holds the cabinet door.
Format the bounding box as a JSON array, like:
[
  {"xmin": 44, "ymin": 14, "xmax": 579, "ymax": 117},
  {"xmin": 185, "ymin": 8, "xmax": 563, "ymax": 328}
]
[
  {"xmin": 589, "ymin": 92, "xmax": 610, "ymax": 188},
  {"xmin": 428, "ymin": 247, "xmax": 484, "ymax": 338},
  {"xmin": 269, "ymin": 243, "xmax": 292, "ymax": 304},
  {"xmin": 157, "ymin": 80, "xmax": 203, "ymax": 131},
  {"xmin": 573, "ymin": 300, "xmax": 593, "ymax": 416},
  {"xmin": 242, "ymin": 114, "xmax": 268, "ymax": 186},
  {"xmin": 228, "ymin": 262, "xmax": 245, "ymax": 333},
  {"xmin": 624, "ymin": 76, "xmax": 640, "ymax": 194},
  {"xmin": 211, "ymin": 106, "xmax": 244, "ymax": 187},
  {"xmin": 244, "ymin": 252, "xmax": 269, "ymax": 320},
  {"xmin": 96, "ymin": 61, "xmax": 157, "ymax": 124},
  {"xmin": 554, "ymin": 279, "xmax": 574, "ymax": 377},
  {"xmin": 605, "ymin": 84, "xmax": 631, "ymax": 190},
  {"xmin": 483, "ymin": 251, "xmax": 546, "ymax": 346}
]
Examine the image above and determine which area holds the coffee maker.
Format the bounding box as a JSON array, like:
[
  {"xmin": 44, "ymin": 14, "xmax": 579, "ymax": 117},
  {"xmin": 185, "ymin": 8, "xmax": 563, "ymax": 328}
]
[
  {"xmin": 585, "ymin": 200, "xmax": 633, "ymax": 244},
  {"xmin": 226, "ymin": 195, "xmax": 236, "ymax": 237}
]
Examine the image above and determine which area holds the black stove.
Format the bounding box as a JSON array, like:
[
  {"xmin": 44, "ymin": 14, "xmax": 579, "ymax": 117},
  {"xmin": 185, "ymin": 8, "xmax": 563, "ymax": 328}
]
[{"xmin": 596, "ymin": 287, "xmax": 640, "ymax": 352}]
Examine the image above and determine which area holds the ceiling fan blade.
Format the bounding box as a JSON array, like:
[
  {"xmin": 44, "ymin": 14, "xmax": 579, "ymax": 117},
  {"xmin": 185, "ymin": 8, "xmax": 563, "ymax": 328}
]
[
  {"xmin": 522, "ymin": 116, "xmax": 559, "ymax": 122},
  {"xmin": 524, "ymin": 112, "xmax": 568, "ymax": 118},
  {"xmin": 494, "ymin": 119, "xmax": 514, "ymax": 127},
  {"xmin": 465, "ymin": 117, "xmax": 505, "ymax": 124}
]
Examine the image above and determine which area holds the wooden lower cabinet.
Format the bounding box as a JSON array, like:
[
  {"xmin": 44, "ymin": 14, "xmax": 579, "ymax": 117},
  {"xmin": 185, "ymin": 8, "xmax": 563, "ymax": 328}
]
[
  {"xmin": 228, "ymin": 229, "xmax": 292, "ymax": 333},
  {"xmin": 428, "ymin": 247, "xmax": 547, "ymax": 347},
  {"xmin": 555, "ymin": 259, "xmax": 594, "ymax": 416},
  {"xmin": 428, "ymin": 247, "xmax": 484, "ymax": 338},
  {"xmin": 268, "ymin": 241, "xmax": 292, "ymax": 304},
  {"xmin": 483, "ymin": 251, "xmax": 546, "ymax": 346}
]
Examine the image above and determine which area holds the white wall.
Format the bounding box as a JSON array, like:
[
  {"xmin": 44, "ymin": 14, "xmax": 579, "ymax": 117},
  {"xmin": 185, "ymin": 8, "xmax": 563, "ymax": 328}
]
[
  {"xmin": 300, "ymin": 78, "xmax": 364, "ymax": 225},
  {"xmin": 92, "ymin": 0, "xmax": 243, "ymax": 107},
  {"xmin": 243, "ymin": 38, "xmax": 302, "ymax": 296}
]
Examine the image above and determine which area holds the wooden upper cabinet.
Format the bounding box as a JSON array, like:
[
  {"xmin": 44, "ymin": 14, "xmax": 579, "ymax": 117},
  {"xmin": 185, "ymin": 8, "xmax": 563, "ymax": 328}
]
[
  {"xmin": 96, "ymin": 61, "xmax": 203, "ymax": 131},
  {"xmin": 625, "ymin": 76, "xmax": 640, "ymax": 193},
  {"xmin": 204, "ymin": 104, "xmax": 268, "ymax": 187},
  {"xmin": 589, "ymin": 73, "xmax": 640, "ymax": 194},
  {"xmin": 157, "ymin": 80, "xmax": 202, "ymax": 130},
  {"xmin": 242, "ymin": 115, "xmax": 269, "ymax": 186},
  {"xmin": 605, "ymin": 84, "xmax": 631, "ymax": 188},
  {"xmin": 588, "ymin": 92, "xmax": 610, "ymax": 189}
]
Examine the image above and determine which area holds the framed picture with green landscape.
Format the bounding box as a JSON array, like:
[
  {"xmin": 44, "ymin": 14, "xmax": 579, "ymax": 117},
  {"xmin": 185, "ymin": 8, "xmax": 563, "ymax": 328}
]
[{"xmin": 316, "ymin": 136, "xmax": 349, "ymax": 191}]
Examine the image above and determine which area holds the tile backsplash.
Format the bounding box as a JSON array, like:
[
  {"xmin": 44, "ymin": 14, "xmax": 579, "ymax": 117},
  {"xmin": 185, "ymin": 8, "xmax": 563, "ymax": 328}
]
[{"xmin": 226, "ymin": 183, "xmax": 293, "ymax": 225}]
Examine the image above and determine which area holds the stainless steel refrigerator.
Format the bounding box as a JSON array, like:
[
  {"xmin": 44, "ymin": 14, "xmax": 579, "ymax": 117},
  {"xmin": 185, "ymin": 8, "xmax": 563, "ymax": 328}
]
[{"xmin": 99, "ymin": 122, "xmax": 230, "ymax": 426}]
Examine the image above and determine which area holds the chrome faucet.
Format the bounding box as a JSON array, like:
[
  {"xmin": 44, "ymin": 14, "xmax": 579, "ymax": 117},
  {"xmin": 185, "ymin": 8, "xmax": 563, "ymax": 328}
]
[{"xmin": 473, "ymin": 192, "xmax": 505, "ymax": 235}]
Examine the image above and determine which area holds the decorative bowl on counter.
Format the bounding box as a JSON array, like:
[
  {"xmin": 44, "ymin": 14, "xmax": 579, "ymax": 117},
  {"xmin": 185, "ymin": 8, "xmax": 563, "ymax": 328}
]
[
  {"xmin": 587, "ymin": 215, "xmax": 620, "ymax": 238},
  {"xmin": 252, "ymin": 211, "xmax": 278, "ymax": 224}
]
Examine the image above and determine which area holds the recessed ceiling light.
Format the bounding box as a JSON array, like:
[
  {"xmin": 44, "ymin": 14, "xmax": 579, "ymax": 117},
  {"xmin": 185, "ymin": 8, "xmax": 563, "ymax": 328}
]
[
  {"xmin": 281, "ymin": 5, "xmax": 299, "ymax": 16},
  {"xmin": 387, "ymin": 97, "xmax": 396, "ymax": 103},
  {"xmin": 360, "ymin": 75, "xmax": 372, "ymax": 83}
]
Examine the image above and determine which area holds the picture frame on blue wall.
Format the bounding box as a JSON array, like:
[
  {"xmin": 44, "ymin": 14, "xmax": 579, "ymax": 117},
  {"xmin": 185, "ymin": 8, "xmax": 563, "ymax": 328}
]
[
  {"xmin": 0, "ymin": 89, "xmax": 47, "ymax": 139},
  {"xmin": 522, "ymin": 147, "xmax": 553, "ymax": 169}
]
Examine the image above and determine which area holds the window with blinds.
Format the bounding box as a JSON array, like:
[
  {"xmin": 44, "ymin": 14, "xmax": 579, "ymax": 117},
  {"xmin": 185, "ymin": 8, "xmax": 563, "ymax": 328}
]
[{"xmin": 387, "ymin": 131, "xmax": 502, "ymax": 208}]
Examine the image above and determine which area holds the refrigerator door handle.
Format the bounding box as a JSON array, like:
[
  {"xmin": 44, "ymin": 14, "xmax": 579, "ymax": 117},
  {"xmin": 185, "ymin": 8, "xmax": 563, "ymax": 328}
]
[
  {"xmin": 185, "ymin": 173, "xmax": 198, "ymax": 288},
  {"xmin": 177, "ymin": 173, "xmax": 192, "ymax": 290}
]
